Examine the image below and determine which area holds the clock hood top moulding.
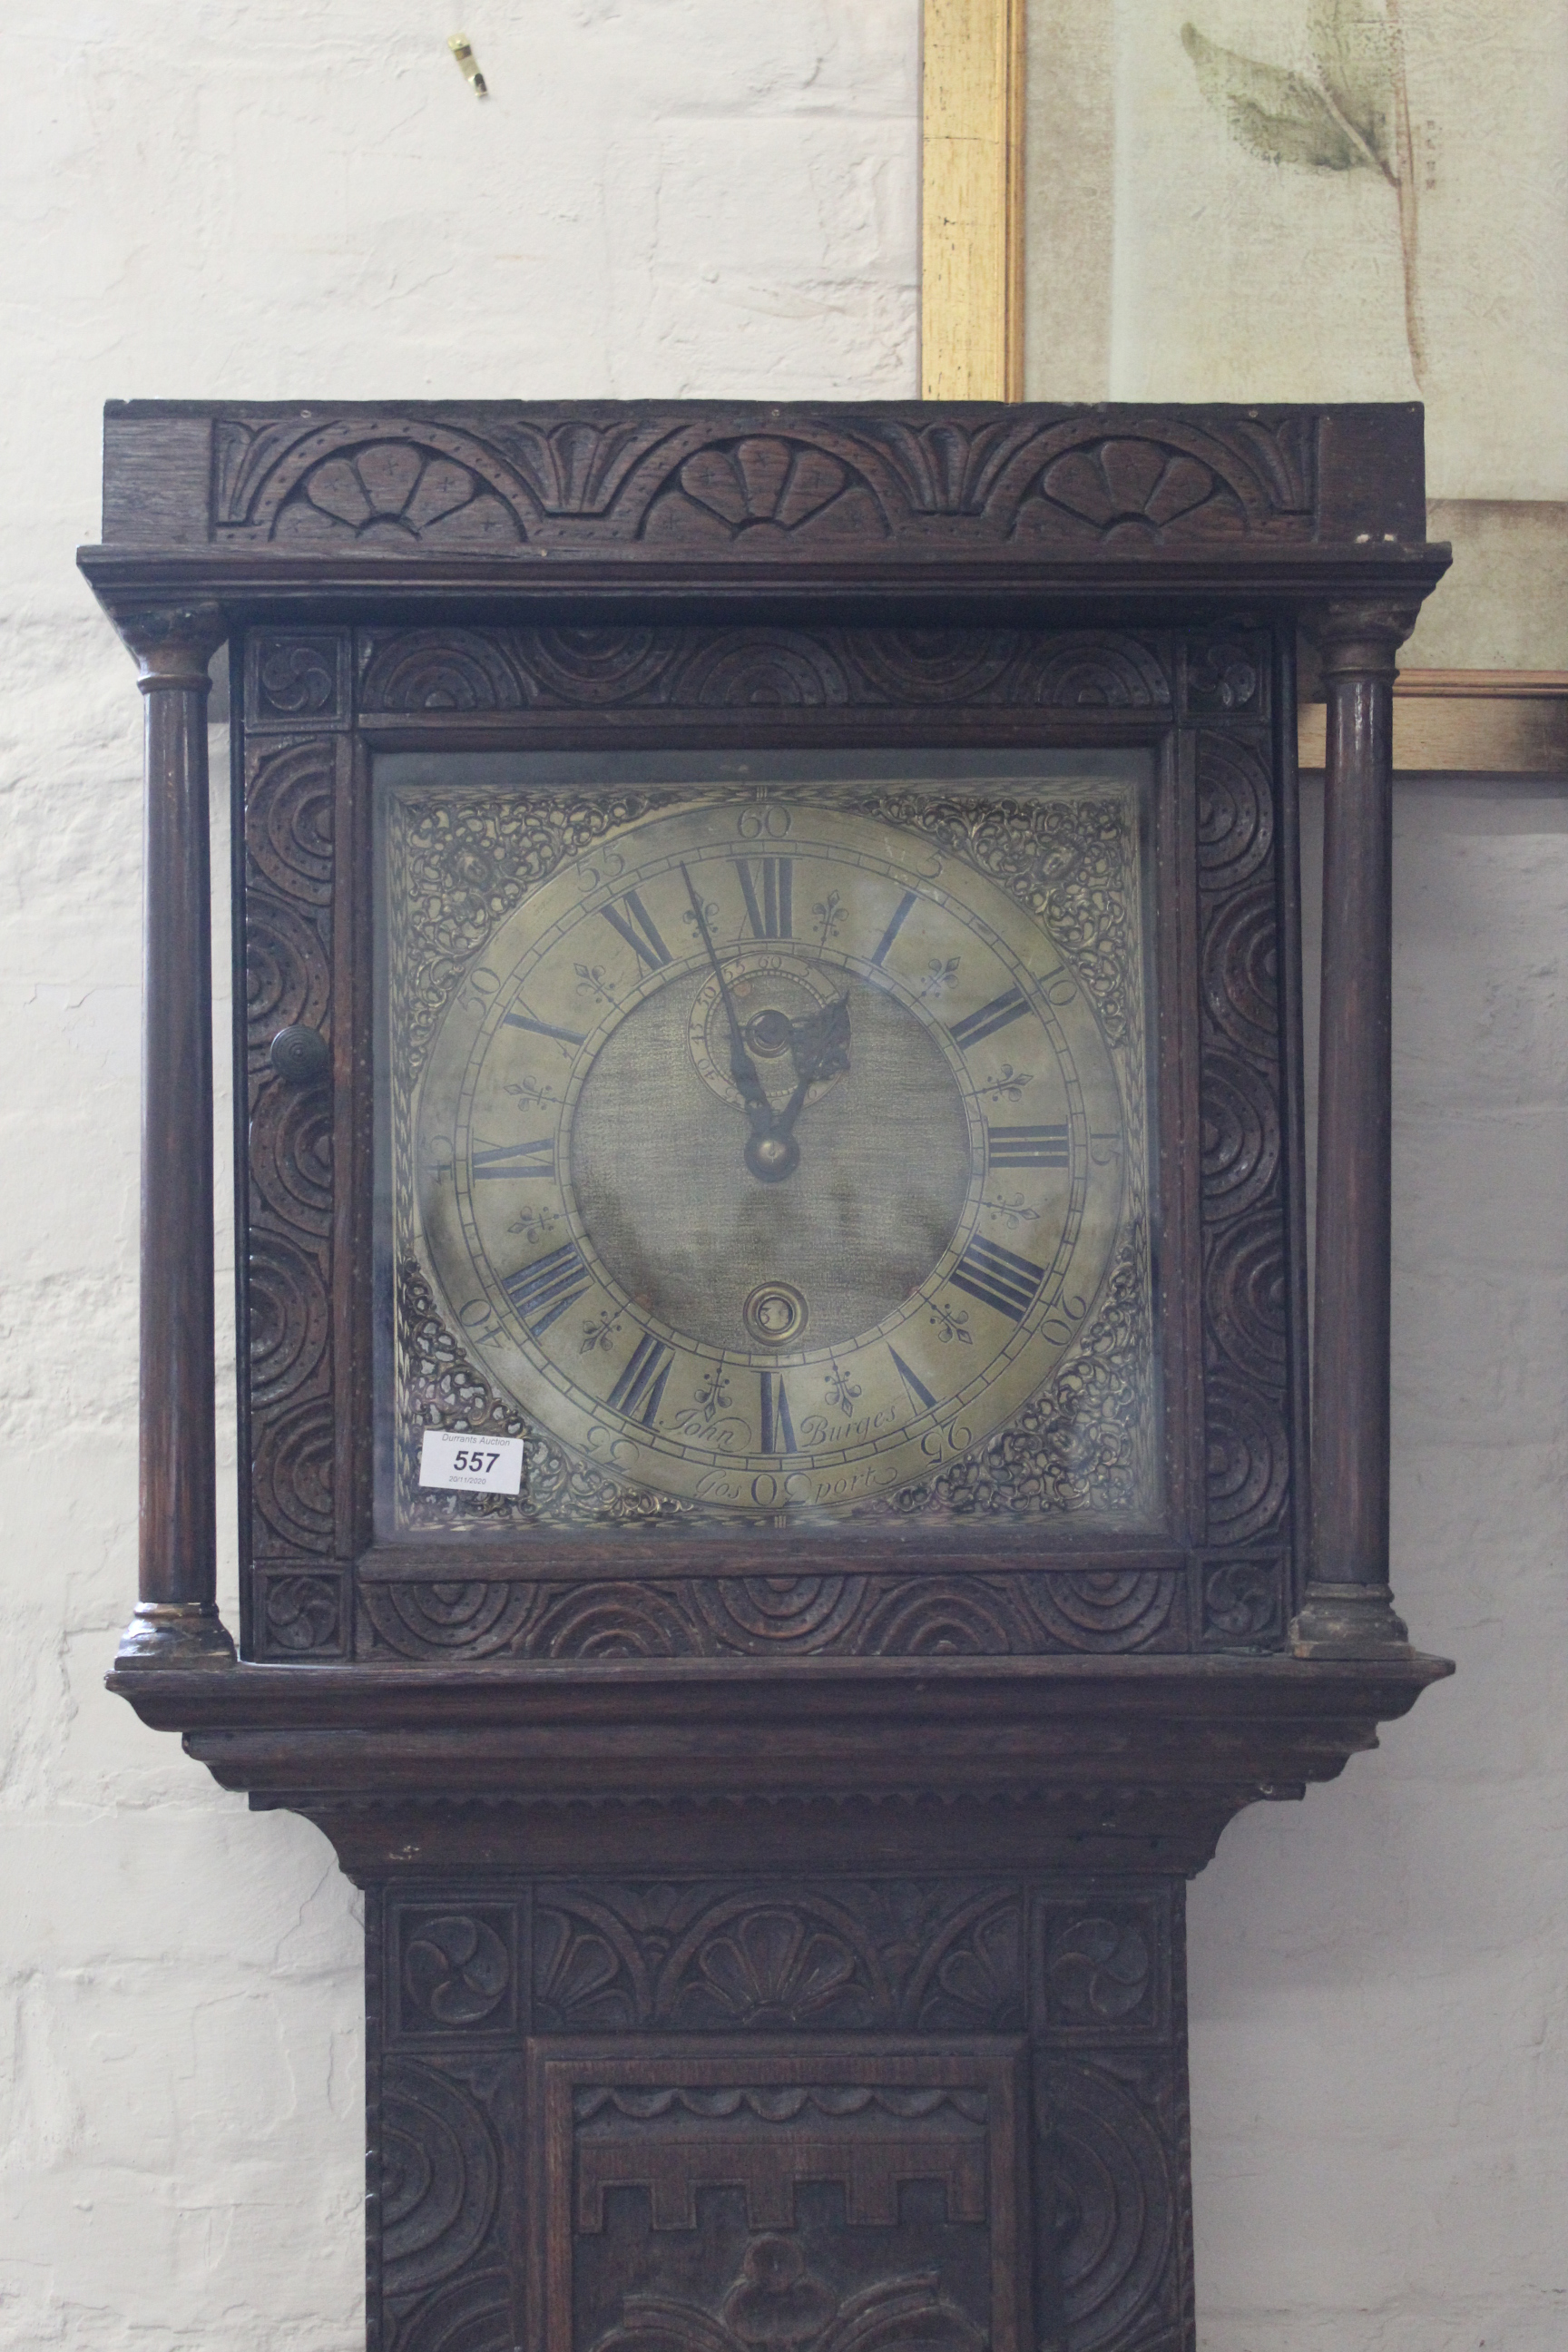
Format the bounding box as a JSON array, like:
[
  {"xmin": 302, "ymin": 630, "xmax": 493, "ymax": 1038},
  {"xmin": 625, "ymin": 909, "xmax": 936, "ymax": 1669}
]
[{"xmin": 82, "ymin": 398, "xmax": 1448, "ymax": 632}]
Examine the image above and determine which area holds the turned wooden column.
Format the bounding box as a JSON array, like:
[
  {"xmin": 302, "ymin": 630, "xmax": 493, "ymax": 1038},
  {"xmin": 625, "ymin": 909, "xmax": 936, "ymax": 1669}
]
[
  {"xmin": 115, "ymin": 604, "xmax": 237, "ymax": 1669},
  {"xmin": 1293, "ymin": 599, "xmax": 1421, "ymax": 1656}
]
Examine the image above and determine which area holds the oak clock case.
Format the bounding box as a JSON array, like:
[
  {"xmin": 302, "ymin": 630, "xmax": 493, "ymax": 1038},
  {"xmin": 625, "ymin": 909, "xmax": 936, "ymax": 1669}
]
[
  {"xmin": 86, "ymin": 397, "xmax": 1452, "ymax": 2352},
  {"xmin": 378, "ymin": 751, "xmax": 1157, "ymax": 1539}
]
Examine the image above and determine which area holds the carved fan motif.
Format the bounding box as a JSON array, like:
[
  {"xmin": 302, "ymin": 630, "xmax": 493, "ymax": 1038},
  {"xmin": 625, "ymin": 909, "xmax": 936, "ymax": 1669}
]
[
  {"xmin": 1018, "ymin": 437, "xmax": 1247, "ymax": 545},
  {"xmin": 274, "ymin": 440, "xmax": 525, "ymax": 545},
  {"xmin": 642, "ymin": 436, "xmax": 887, "ymax": 544}
]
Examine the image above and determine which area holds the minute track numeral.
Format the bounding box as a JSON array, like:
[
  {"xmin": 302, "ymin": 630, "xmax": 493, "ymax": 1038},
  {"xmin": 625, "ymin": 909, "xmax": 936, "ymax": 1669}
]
[
  {"xmin": 600, "ymin": 888, "xmax": 672, "ymax": 972},
  {"xmin": 760, "ymin": 1370, "xmax": 797, "ymax": 1454},
  {"xmin": 948, "ymin": 1234, "xmax": 1046, "ymax": 1322},
  {"xmin": 501, "ymin": 1241, "xmax": 592, "ymax": 1335},
  {"xmin": 472, "ymin": 1138, "xmax": 555, "ymax": 1179},
  {"xmin": 735, "ymin": 856, "xmax": 792, "ymax": 939},
  {"xmin": 986, "ymin": 1123, "xmax": 1069, "ymax": 1169},
  {"xmin": 949, "ymin": 987, "xmax": 1031, "ymax": 1050},
  {"xmin": 607, "ymin": 1332, "xmax": 673, "ymax": 1426}
]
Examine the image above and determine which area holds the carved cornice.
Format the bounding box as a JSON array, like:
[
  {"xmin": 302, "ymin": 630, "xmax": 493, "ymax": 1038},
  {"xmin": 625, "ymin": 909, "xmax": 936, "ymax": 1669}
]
[
  {"xmin": 83, "ymin": 401, "xmax": 1449, "ymax": 642},
  {"xmin": 107, "ymin": 1651, "xmax": 1451, "ymax": 1875}
]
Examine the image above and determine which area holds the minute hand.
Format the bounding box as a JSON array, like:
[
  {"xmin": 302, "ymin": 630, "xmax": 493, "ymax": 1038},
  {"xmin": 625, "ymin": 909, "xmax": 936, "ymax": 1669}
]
[{"xmin": 680, "ymin": 864, "xmax": 772, "ymax": 1133}]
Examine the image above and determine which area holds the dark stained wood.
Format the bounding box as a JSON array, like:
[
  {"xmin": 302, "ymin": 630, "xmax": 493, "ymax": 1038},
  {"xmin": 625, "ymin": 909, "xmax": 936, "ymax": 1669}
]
[
  {"xmin": 225, "ymin": 618, "xmax": 1299, "ymax": 1656},
  {"xmin": 108, "ymin": 1649, "xmax": 1451, "ymax": 1874},
  {"xmin": 1294, "ymin": 599, "xmax": 1421, "ymax": 1654},
  {"xmin": 81, "ymin": 401, "xmax": 1452, "ymax": 2352},
  {"xmin": 94, "ymin": 397, "xmax": 1431, "ymax": 554},
  {"xmin": 114, "ymin": 603, "xmax": 235, "ymax": 1668}
]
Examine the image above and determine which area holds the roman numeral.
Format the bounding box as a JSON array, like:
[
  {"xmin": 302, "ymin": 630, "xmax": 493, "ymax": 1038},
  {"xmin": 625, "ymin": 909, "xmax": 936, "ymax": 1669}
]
[
  {"xmin": 735, "ymin": 857, "xmax": 793, "ymax": 939},
  {"xmin": 600, "ymin": 888, "xmax": 671, "ymax": 972},
  {"xmin": 870, "ymin": 888, "xmax": 917, "ymax": 967},
  {"xmin": 607, "ymin": 1332, "xmax": 673, "ymax": 1426},
  {"xmin": 760, "ymin": 1370, "xmax": 797, "ymax": 1455},
  {"xmin": 949, "ymin": 987, "xmax": 1032, "ymax": 1051},
  {"xmin": 987, "ymin": 1123, "xmax": 1069, "ymax": 1169},
  {"xmin": 948, "ymin": 1235, "xmax": 1046, "ymax": 1323},
  {"xmin": 888, "ymin": 1347, "xmax": 936, "ymax": 1413},
  {"xmin": 472, "ymin": 1138, "xmax": 554, "ymax": 1180},
  {"xmin": 501, "ymin": 1241, "xmax": 591, "ymax": 1335},
  {"xmin": 502, "ymin": 1010, "xmax": 587, "ymax": 1045}
]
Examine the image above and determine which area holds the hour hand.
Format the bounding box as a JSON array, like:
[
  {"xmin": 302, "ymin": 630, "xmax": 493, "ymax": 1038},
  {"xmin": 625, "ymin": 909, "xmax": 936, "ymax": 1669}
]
[
  {"xmin": 770, "ymin": 996, "xmax": 851, "ymax": 1146},
  {"xmin": 788, "ymin": 996, "xmax": 850, "ymax": 1091}
]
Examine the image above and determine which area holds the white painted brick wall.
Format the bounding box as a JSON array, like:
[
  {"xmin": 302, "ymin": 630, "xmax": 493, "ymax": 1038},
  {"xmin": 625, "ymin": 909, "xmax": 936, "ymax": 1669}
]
[{"xmin": 0, "ymin": 5, "xmax": 1561, "ymax": 2346}]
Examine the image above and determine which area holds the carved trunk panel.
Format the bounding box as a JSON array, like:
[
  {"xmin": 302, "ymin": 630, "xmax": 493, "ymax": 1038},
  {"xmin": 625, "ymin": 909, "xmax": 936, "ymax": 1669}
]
[{"xmin": 365, "ymin": 1876, "xmax": 1191, "ymax": 2352}]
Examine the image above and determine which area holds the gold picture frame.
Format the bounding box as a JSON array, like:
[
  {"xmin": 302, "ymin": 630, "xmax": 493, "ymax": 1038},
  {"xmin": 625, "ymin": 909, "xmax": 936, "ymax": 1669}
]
[
  {"xmin": 920, "ymin": 0, "xmax": 1024, "ymax": 400},
  {"xmin": 918, "ymin": 2, "xmax": 1566, "ymax": 770}
]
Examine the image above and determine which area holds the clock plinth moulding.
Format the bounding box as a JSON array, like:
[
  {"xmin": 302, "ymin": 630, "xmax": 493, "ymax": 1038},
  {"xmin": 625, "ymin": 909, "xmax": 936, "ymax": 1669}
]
[{"xmin": 82, "ymin": 400, "xmax": 1453, "ymax": 2352}]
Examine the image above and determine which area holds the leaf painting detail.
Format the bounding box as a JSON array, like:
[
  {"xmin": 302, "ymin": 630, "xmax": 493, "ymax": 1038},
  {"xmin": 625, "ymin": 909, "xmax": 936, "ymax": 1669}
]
[
  {"xmin": 1181, "ymin": 27, "xmax": 1367, "ymax": 171},
  {"xmin": 1181, "ymin": 1, "xmax": 1425, "ymax": 385},
  {"xmin": 1308, "ymin": 0, "xmax": 1396, "ymax": 162}
]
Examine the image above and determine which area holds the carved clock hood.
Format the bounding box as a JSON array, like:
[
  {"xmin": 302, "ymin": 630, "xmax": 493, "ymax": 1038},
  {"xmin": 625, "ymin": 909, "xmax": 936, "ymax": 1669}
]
[{"xmin": 83, "ymin": 398, "xmax": 1451, "ymax": 2352}]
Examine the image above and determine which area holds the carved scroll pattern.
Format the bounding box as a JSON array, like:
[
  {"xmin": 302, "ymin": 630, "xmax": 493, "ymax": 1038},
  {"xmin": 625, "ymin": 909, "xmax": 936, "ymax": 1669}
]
[
  {"xmin": 1195, "ymin": 727, "xmax": 1293, "ymax": 1568},
  {"xmin": 243, "ymin": 731, "xmax": 341, "ymax": 1617},
  {"xmin": 1034, "ymin": 1887, "xmax": 1189, "ymax": 2352},
  {"xmin": 1039, "ymin": 2056, "xmax": 1188, "ymax": 2352},
  {"xmin": 358, "ymin": 1561, "xmax": 1187, "ymax": 1663},
  {"xmin": 377, "ymin": 2059, "xmax": 512, "ymax": 2352},
  {"xmin": 213, "ymin": 407, "xmax": 1318, "ymax": 552},
  {"xmin": 358, "ymin": 623, "xmax": 1173, "ymax": 715}
]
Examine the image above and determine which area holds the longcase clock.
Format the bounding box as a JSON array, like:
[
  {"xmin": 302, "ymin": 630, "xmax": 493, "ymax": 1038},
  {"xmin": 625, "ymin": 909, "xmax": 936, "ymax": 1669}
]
[{"xmin": 83, "ymin": 398, "xmax": 1452, "ymax": 2352}]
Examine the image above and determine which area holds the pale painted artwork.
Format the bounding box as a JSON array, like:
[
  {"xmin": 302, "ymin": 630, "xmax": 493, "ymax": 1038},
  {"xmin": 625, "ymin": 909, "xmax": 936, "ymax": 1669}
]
[{"xmin": 1024, "ymin": 0, "xmax": 1568, "ymax": 503}]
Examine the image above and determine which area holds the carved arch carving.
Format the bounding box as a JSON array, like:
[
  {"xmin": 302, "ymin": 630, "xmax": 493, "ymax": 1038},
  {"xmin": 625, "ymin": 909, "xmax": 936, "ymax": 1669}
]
[{"xmin": 212, "ymin": 407, "xmax": 1318, "ymax": 554}]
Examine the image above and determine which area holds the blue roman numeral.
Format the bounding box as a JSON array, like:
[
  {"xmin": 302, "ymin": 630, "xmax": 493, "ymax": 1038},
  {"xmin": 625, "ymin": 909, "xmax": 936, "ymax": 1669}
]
[
  {"xmin": 760, "ymin": 1370, "xmax": 797, "ymax": 1454},
  {"xmin": 607, "ymin": 1332, "xmax": 673, "ymax": 1426},
  {"xmin": 888, "ymin": 1347, "xmax": 937, "ymax": 1412},
  {"xmin": 735, "ymin": 857, "xmax": 793, "ymax": 939},
  {"xmin": 871, "ymin": 889, "xmax": 917, "ymax": 967},
  {"xmin": 501, "ymin": 1241, "xmax": 591, "ymax": 1335},
  {"xmin": 949, "ymin": 987, "xmax": 1032, "ymax": 1051},
  {"xmin": 601, "ymin": 889, "xmax": 671, "ymax": 972},
  {"xmin": 986, "ymin": 1123, "xmax": 1069, "ymax": 1169},
  {"xmin": 472, "ymin": 1138, "xmax": 554, "ymax": 1179},
  {"xmin": 948, "ymin": 1235, "xmax": 1045, "ymax": 1323},
  {"xmin": 502, "ymin": 1010, "xmax": 587, "ymax": 1045}
]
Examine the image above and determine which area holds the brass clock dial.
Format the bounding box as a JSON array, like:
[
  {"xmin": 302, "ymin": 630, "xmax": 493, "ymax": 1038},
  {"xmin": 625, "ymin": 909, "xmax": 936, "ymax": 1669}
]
[{"xmin": 401, "ymin": 789, "xmax": 1138, "ymax": 1518}]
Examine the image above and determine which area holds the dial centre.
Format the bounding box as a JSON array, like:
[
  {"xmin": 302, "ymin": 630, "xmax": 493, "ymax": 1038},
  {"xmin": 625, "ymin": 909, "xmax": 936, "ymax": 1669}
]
[{"xmin": 573, "ymin": 968, "xmax": 973, "ymax": 1354}]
